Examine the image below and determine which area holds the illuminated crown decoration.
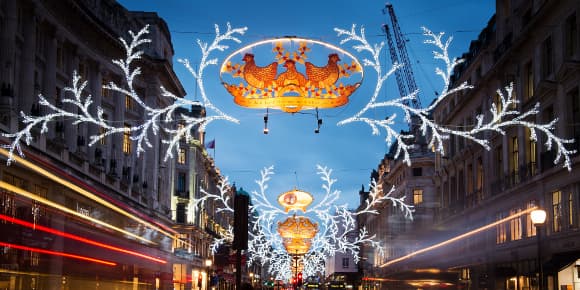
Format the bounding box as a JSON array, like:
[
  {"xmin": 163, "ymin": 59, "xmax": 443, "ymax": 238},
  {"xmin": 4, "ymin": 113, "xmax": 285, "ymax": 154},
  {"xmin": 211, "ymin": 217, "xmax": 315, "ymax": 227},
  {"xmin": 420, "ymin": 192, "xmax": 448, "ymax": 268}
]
[
  {"xmin": 277, "ymin": 189, "xmax": 314, "ymax": 212},
  {"xmin": 220, "ymin": 38, "xmax": 363, "ymax": 113},
  {"xmin": 277, "ymin": 215, "xmax": 319, "ymax": 254}
]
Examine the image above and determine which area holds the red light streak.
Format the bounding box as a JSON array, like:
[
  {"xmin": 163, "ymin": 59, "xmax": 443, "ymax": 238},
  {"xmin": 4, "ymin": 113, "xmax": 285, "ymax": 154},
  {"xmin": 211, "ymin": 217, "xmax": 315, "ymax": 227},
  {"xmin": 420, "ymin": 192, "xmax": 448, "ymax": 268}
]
[
  {"xmin": 0, "ymin": 241, "xmax": 116, "ymax": 266},
  {"xmin": 0, "ymin": 181, "xmax": 154, "ymax": 244},
  {"xmin": 28, "ymin": 153, "xmax": 177, "ymax": 235},
  {"xmin": 0, "ymin": 214, "xmax": 166, "ymax": 264},
  {"xmin": 380, "ymin": 207, "xmax": 538, "ymax": 267},
  {"xmin": 0, "ymin": 148, "xmax": 176, "ymax": 239}
]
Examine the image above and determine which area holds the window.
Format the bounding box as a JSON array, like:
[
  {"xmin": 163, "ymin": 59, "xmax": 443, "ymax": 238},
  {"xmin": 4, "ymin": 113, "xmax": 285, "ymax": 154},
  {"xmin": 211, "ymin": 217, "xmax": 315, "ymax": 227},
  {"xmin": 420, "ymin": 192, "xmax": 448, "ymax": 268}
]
[
  {"xmin": 496, "ymin": 146, "xmax": 503, "ymax": 180},
  {"xmin": 510, "ymin": 208, "xmax": 522, "ymax": 241},
  {"xmin": 497, "ymin": 212, "xmax": 507, "ymax": 244},
  {"xmin": 177, "ymin": 173, "xmax": 186, "ymax": 192},
  {"xmin": 123, "ymin": 124, "xmax": 131, "ymax": 154},
  {"xmin": 56, "ymin": 42, "xmax": 64, "ymax": 70},
  {"xmin": 412, "ymin": 167, "xmax": 422, "ymax": 176},
  {"xmin": 526, "ymin": 201, "xmax": 538, "ymax": 237},
  {"xmin": 101, "ymin": 78, "xmax": 110, "ymax": 98},
  {"xmin": 524, "ymin": 61, "xmax": 534, "ymax": 100},
  {"xmin": 449, "ymin": 135, "xmax": 456, "ymax": 156},
  {"xmin": 553, "ymin": 190, "xmax": 562, "ymax": 232},
  {"xmin": 460, "ymin": 268, "xmax": 471, "ymax": 281},
  {"xmin": 467, "ymin": 164, "xmax": 474, "ymax": 194},
  {"xmin": 493, "ymin": 93, "xmax": 503, "ymax": 119},
  {"xmin": 541, "ymin": 36, "xmax": 553, "ymax": 78},
  {"xmin": 510, "ymin": 136, "xmax": 519, "ymax": 184},
  {"xmin": 568, "ymin": 190, "xmax": 576, "ymax": 228},
  {"xmin": 565, "ymin": 13, "xmax": 578, "ymax": 58},
  {"xmin": 342, "ymin": 257, "xmax": 349, "ymax": 268},
  {"xmin": 413, "ymin": 189, "xmax": 423, "ymax": 205},
  {"xmin": 78, "ymin": 61, "xmax": 86, "ymax": 80},
  {"xmin": 570, "ymin": 88, "xmax": 580, "ymax": 140},
  {"xmin": 525, "ymin": 128, "xmax": 537, "ymax": 176},
  {"xmin": 3, "ymin": 172, "xmax": 25, "ymax": 188},
  {"xmin": 32, "ymin": 184, "xmax": 48, "ymax": 216},
  {"xmin": 176, "ymin": 203, "xmax": 187, "ymax": 223},
  {"xmin": 30, "ymin": 252, "xmax": 40, "ymax": 267},
  {"xmin": 125, "ymin": 95, "xmax": 134, "ymax": 111},
  {"xmin": 178, "ymin": 148, "xmax": 186, "ymax": 164},
  {"xmin": 542, "ymin": 106, "xmax": 556, "ymax": 157},
  {"xmin": 99, "ymin": 113, "xmax": 108, "ymax": 145},
  {"xmin": 476, "ymin": 157, "xmax": 484, "ymax": 201}
]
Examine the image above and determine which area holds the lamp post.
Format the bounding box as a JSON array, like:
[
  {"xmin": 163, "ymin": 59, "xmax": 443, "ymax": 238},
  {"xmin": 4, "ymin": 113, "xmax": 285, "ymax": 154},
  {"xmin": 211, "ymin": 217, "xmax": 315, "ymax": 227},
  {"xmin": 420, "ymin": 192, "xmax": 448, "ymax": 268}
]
[
  {"xmin": 530, "ymin": 209, "xmax": 546, "ymax": 290},
  {"xmin": 205, "ymin": 259, "xmax": 213, "ymax": 290}
]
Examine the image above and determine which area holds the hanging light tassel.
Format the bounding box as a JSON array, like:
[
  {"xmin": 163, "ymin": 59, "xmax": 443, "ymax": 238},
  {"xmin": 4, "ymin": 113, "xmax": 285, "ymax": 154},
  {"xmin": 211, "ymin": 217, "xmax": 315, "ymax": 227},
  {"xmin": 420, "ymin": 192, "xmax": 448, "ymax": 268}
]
[{"xmin": 263, "ymin": 109, "xmax": 269, "ymax": 134}]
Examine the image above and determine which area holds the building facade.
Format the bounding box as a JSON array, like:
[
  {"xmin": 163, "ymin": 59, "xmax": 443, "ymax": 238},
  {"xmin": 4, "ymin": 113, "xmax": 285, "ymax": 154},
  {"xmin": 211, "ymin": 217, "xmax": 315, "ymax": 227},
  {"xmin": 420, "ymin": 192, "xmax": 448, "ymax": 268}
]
[
  {"xmin": 357, "ymin": 133, "xmax": 438, "ymax": 289},
  {"xmin": 325, "ymin": 245, "xmax": 359, "ymax": 289},
  {"xmin": 171, "ymin": 106, "xmax": 236, "ymax": 290},
  {"xmin": 0, "ymin": 0, "xmax": 230, "ymax": 289},
  {"xmin": 361, "ymin": 0, "xmax": 580, "ymax": 289}
]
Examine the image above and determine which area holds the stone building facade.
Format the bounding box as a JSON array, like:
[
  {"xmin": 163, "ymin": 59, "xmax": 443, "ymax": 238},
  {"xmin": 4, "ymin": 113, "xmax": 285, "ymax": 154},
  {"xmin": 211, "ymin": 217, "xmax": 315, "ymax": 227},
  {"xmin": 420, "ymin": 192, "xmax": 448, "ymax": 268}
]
[
  {"xmin": 0, "ymin": 0, "xmax": 229, "ymax": 289},
  {"xmin": 359, "ymin": 0, "xmax": 580, "ymax": 289}
]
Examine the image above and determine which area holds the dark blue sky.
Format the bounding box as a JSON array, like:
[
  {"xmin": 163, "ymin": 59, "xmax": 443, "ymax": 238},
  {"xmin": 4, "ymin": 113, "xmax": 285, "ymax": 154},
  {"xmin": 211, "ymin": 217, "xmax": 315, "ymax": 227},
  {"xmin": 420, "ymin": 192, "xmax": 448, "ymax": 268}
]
[{"xmin": 118, "ymin": 0, "xmax": 495, "ymax": 207}]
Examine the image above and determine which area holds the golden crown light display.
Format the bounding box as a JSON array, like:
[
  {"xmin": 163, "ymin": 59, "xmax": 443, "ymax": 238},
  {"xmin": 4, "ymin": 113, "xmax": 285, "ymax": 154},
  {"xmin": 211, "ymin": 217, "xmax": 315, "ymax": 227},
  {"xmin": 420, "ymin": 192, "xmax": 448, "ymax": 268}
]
[
  {"xmin": 220, "ymin": 37, "xmax": 363, "ymax": 113},
  {"xmin": 277, "ymin": 188, "xmax": 314, "ymax": 212},
  {"xmin": 277, "ymin": 215, "xmax": 318, "ymax": 255},
  {"xmin": 282, "ymin": 238, "xmax": 312, "ymax": 256},
  {"xmin": 276, "ymin": 188, "xmax": 318, "ymax": 254}
]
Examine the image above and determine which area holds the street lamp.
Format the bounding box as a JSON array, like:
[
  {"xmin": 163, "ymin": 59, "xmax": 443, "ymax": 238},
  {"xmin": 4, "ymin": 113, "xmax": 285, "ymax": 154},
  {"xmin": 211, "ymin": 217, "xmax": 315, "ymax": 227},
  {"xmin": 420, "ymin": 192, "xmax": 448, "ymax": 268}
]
[
  {"xmin": 530, "ymin": 209, "xmax": 546, "ymax": 290},
  {"xmin": 205, "ymin": 259, "xmax": 213, "ymax": 290}
]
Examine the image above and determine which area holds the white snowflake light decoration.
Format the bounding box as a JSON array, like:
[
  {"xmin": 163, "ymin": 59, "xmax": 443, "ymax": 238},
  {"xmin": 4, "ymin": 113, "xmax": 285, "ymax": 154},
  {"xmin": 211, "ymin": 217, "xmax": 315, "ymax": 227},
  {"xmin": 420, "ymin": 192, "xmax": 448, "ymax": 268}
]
[
  {"xmin": 1, "ymin": 23, "xmax": 246, "ymax": 165},
  {"xmin": 1, "ymin": 20, "xmax": 575, "ymax": 281},
  {"xmin": 3, "ymin": 24, "xmax": 573, "ymax": 169},
  {"xmin": 195, "ymin": 165, "xmax": 413, "ymax": 279},
  {"xmin": 336, "ymin": 25, "xmax": 576, "ymax": 170}
]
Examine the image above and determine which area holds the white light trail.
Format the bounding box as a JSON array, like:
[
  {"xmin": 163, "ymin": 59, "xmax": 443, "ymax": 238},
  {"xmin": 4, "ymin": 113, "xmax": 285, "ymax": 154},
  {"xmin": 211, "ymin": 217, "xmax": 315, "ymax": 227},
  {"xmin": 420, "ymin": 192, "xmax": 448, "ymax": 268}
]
[{"xmin": 380, "ymin": 206, "xmax": 539, "ymax": 267}]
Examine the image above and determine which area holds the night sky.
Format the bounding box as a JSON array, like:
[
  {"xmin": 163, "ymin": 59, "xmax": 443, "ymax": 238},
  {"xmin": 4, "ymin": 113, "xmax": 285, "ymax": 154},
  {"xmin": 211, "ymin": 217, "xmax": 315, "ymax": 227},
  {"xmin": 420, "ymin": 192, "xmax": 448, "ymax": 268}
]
[{"xmin": 117, "ymin": 0, "xmax": 495, "ymax": 207}]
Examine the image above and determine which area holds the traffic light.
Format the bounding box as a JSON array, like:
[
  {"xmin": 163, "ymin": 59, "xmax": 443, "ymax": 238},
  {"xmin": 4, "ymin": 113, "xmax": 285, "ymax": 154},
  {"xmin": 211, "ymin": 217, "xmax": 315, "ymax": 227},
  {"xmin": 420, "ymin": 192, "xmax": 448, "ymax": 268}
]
[
  {"xmin": 233, "ymin": 190, "xmax": 249, "ymax": 250},
  {"xmin": 292, "ymin": 277, "xmax": 297, "ymax": 287},
  {"xmin": 297, "ymin": 272, "xmax": 303, "ymax": 287}
]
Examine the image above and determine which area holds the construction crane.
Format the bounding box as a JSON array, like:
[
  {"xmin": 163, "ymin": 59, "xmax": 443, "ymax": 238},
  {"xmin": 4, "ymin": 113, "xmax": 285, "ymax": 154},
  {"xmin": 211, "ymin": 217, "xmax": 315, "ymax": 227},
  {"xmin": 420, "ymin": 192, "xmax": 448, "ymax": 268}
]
[{"xmin": 382, "ymin": 3, "xmax": 421, "ymax": 109}]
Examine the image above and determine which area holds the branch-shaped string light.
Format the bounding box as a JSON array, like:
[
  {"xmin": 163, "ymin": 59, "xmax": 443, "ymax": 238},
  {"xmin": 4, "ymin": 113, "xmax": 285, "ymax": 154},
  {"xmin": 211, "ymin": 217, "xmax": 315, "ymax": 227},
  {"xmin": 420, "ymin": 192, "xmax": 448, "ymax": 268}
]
[
  {"xmin": 188, "ymin": 131, "xmax": 411, "ymax": 278},
  {"xmin": 195, "ymin": 176, "xmax": 234, "ymax": 213},
  {"xmin": 4, "ymin": 21, "xmax": 567, "ymax": 280},
  {"xmin": 194, "ymin": 165, "xmax": 413, "ymax": 280},
  {"xmin": 306, "ymin": 165, "xmax": 411, "ymax": 265},
  {"xmin": 193, "ymin": 176, "xmax": 235, "ymax": 252},
  {"xmin": 335, "ymin": 25, "xmax": 576, "ymax": 170},
  {"xmin": 209, "ymin": 225, "xmax": 233, "ymax": 254},
  {"xmin": 2, "ymin": 23, "xmax": 246, "ymax": 165}
]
